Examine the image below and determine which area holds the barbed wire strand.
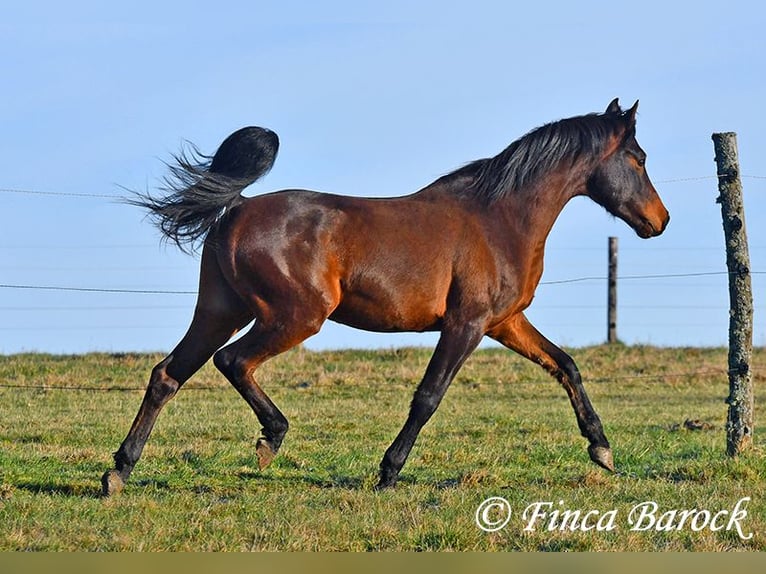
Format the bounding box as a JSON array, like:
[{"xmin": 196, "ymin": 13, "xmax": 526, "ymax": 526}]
[
  {"xmin": 2, "ymin": 177, "xmax": 762, "ymax": 350},
  {"xmin": 1, "ymin": 174, "xmax": 765, "ymax": 200},
  {"xmin": 0, "ymin": 187, "xmax": 120, "ymax": 199},
  {"xmin": 0, "ymin": 270, "xmax": 763, "ymax": 296},
  {"xmin": 0, "ymin": 365, "xmax": 759, "ymax": 393},
  {"xmin": 0, "ymin": 283, "xmax": 195, "ymax": 295}
]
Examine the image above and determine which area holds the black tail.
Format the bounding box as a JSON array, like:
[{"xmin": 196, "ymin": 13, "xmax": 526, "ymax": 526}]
[{"xmin": 126, "ymin": 126, "xmax": 279, "ymax": 253}]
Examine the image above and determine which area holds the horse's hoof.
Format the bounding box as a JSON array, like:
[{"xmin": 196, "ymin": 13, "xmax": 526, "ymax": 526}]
[
  {"xmin": 588, "ymin": 445, "xmax": 615, "ymax": 472},
  {"xmin": 255, "ymin": 438, "xmax": 277, "ymax": 470},
  {"xmin": 101, "ymin": 469, "xmax": 125, "ymax": 497},
  {"xmin": 374, "ymin": 478, "xmax": 396, "ymax": 491},
  {"xmin": 374, "ymin": 468, "xmax": 398, "ymax": 491}
]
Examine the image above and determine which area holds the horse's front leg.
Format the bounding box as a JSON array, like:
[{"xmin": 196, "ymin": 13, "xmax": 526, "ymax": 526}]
[
  {"xmin": 488, "ymin": 313, "xmax": 614, "ymax": 472},
  {"xmin": 377, "ymin": 322, "xmax": 484, "ymax": 489}
]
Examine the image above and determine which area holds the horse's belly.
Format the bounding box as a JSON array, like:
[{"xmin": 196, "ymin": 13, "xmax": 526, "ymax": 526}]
[{"xmin": 328, "ymin": 289, "xmax": 446, "ymax": 333}]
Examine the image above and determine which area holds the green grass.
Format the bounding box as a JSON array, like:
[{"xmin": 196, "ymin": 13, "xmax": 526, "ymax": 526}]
[{"xmin": 0, "ymin": 345, "xmax": 763, "ymax": 551}]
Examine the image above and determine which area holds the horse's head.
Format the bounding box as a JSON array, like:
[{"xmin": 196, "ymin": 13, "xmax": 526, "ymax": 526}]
[{"xmin": 586, "ymin": 99, "xmax": 669, "ymax": 238}]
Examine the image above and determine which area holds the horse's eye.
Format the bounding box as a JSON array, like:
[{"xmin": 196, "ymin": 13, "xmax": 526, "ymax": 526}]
[{"xmin": 636, "ymin": 157, "xmax": 645, "ymax": 168}]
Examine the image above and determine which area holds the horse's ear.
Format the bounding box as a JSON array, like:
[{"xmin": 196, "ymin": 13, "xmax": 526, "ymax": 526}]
[
  {"xmin": 605, "ymin": 98, "xmax": 621, "ymax": 115},
  {"xmin": 625, "ymin": 100, "xmax": 639, "ymax": 125}
]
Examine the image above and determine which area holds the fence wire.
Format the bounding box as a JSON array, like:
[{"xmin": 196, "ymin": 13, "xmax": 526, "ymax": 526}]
[{"xmin": 0, "ymin": 362, "xmax": 761, "ymax": 393}]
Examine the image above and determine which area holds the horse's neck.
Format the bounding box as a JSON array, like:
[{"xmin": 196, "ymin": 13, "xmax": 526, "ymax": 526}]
[
  {"xmin": 494, "ymin": 169, "xmax": 587, "ymax": 247},
  {"xmin": 416, "ymin": 165, "xmax": 588, "ymax": 248}
]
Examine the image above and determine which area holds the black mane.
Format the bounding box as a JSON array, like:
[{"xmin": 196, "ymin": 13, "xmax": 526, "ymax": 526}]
[{"xmin": 446, "ymin": 111, "xmax": 626, "ymax": 202}]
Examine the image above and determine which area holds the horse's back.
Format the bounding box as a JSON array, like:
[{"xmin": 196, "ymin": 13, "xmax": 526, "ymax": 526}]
[{"xmin": 213, "ymin": 189, "xmax": 475, "ymax": 332}]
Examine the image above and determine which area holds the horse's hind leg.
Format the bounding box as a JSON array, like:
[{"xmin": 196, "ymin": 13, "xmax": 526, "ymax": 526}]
[
  {"xmin": 101, "ymin": 252, "xmax": 252, "ymax": 496},
  {"xmin": 213, "ymin": 307, "xmax": 326, "ymax": 471}
]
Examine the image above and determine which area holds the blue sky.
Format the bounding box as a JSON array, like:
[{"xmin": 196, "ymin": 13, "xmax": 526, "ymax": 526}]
[{"xmin": 1, "ymin": 1, "xmax": 764, "ymax": 353}]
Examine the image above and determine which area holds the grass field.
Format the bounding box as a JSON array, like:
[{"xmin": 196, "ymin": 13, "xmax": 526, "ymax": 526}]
[{"xmin": 0, "ymin": 345, "xmax": 763, "ymax": 551}]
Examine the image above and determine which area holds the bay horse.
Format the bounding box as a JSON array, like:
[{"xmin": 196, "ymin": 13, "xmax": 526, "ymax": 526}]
[{"xmin": 102, "ymin": 98, "xmax": 669, "ymax": 495}]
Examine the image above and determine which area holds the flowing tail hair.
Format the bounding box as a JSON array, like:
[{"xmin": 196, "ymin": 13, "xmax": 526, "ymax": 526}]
[{"xmin": 126, "ymin": 126, "xmax": 279, "ymax": 253}]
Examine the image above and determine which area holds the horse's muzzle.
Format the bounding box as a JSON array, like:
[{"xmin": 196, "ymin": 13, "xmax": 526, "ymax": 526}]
[{"xmin": 638, "ymin": 197, "xmax": 670, "ymax": 238}]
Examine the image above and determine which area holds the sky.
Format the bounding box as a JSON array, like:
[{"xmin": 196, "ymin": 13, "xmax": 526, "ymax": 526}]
[{"xmin": 1, "ymin": 0, "xmax": 764, "ymax": 354}]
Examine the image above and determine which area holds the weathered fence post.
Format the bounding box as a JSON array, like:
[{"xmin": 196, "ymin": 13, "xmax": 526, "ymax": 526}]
[
  {"xmin": 712, "ymin": 132, "xmax": 754, "ymax": 456},
  {"xmin": 607, "ymin": 236, "xmax": 618, "ymax": 344}
]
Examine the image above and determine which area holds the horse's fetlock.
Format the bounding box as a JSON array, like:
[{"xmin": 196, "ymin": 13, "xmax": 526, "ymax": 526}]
[
  {"xmin": 376, "ymin": 466, "xmax": 399, "ymax": 490},
  {"xmin": 262, "ymin": 418, "xmax": 289, "ymax": 449},
  {"xmin": 113, "ymin": 446, "xmax": 136, "ymax": 475}
]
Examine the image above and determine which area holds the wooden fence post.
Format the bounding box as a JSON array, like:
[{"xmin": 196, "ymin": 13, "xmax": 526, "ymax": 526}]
[
  {"xmin": 712, "ymin": 132, "xmax": 754, "ymax": 456},
  {"xmin": 607, "ymin": 236, "xmax": 618, "ymax": 344}
]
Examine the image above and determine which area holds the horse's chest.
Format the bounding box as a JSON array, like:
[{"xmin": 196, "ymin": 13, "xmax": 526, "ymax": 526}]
[{"xmin": 487, "ymin": 255, "xmax": 544, "ymax": 317}]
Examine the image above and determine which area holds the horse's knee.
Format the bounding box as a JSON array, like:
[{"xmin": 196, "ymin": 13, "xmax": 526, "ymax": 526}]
[
  {"xmin": 544, "ymin": 348, "xmax": 580, "ymax": 387},
  {"xmin": 559, "ymin": 357, "xmax": 581, "ymax": 386}
]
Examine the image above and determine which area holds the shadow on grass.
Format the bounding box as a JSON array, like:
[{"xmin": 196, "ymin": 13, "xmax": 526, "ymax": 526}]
[
  {"xmin": 236, "ymin": 470, "xmax": 365, "ymax": 490},
  {"xmin": 15, "ymin": 481, "xmax": 102, "ymax": 499},
  {"xmin": 11, "ymin": 469, "xmax": 474, "ymax": 499},
  {"xmin": 236, "ymin": 469, "xmax": 475, "ymax": 491},
  {"xmin": 87, "ymin": 472, "xmax": 369, "ymax": 494}
]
